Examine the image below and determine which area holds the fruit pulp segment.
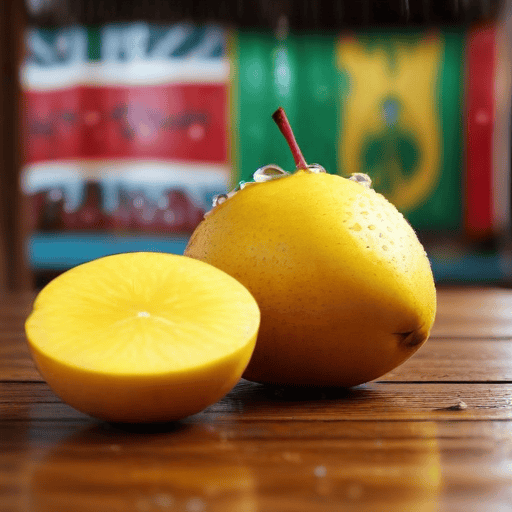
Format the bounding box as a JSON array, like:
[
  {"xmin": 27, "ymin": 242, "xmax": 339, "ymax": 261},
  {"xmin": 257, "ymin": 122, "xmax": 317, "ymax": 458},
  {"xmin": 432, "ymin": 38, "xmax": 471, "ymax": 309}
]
[{"xmin": 25, "ymin": 252, "xmax": 260, "ymax": 375}]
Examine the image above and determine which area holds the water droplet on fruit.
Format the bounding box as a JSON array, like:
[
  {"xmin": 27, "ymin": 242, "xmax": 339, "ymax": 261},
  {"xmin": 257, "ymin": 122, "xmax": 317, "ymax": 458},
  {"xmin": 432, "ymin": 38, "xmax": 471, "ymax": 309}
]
[
  {"xmin": 349, "ymin": 173, "xmax": 372, "ymax": 188},
  {"xmin": 137, "ymin": 311, "xmax": 150, "ymax": 318},
  {"xmin": 350, "ymin": 223, "xmax": 362, "ymax": 231},
  {"xmin": 368, "ymin": 225, "xmax": 376, "ymax": 230},
  {"xmin": 253, "ymin": 164, "xmax": 289, "ymax": 182},
  {"xmin": 212, "ymin": 194, "xmax": 228, "ymax": 207},
  {"xmin": 235, "ymin": 180, "xmax": 247, "ymax": 191},
  {"xmin": 307, "ymin": 163, "xmax": 327, "ymax": 173}
]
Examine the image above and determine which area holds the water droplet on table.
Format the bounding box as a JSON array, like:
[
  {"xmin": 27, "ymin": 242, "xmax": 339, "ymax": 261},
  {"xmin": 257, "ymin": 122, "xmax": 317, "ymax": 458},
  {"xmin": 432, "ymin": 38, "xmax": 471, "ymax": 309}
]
[{"xmin": 314, "ymin": 465, "xmax": 327, "ymax": 477}]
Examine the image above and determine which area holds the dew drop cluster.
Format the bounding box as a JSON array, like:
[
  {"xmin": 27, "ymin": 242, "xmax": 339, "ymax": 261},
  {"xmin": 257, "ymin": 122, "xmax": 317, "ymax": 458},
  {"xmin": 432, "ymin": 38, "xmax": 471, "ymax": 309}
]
[{"xmin": 209, "ymin": 163, "xmax": 327, "ymax": 212}]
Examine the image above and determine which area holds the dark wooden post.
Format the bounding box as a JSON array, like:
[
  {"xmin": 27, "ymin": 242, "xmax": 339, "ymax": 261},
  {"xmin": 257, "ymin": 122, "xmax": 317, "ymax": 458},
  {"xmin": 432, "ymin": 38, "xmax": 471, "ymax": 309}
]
[{"xmin": 0, "ymin": 0, "xmax": 31, "ymax": 290}]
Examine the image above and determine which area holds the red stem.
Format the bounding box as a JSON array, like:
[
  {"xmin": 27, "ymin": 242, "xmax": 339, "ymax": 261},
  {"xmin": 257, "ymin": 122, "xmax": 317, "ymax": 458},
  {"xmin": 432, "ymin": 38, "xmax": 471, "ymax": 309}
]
[{"xmin": 272, "ymin": 107, "xmax": 308, "ymax": 170}]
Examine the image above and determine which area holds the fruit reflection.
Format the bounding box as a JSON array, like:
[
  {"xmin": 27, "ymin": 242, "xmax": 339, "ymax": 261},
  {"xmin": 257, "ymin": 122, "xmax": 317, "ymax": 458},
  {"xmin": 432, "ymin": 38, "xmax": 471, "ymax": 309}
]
[
  {"xmin": 27, "ymin": 424, "xmax": 257, "ymax": 512},
  {"xmin": 26, "ymin": 417, "xmax": 440, "ymax": 511},
  {"xmin": 250, "ymin": 420, "xmax": 442, "ymax": 511}
]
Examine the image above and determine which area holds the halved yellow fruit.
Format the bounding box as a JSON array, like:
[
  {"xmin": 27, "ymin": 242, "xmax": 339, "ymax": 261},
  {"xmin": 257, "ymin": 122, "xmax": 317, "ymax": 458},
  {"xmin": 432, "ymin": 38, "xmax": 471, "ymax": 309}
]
[{"xmin": 25, "ymin": 252, "xmax": 260, "ymax": 423}]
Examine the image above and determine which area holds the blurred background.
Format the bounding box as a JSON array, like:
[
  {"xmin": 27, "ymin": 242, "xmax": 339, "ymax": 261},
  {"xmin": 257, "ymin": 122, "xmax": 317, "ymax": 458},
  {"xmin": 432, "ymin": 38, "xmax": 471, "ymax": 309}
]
[{"xmin": 0, "ymin": 0, "xmax": 510, "ymax": 289}]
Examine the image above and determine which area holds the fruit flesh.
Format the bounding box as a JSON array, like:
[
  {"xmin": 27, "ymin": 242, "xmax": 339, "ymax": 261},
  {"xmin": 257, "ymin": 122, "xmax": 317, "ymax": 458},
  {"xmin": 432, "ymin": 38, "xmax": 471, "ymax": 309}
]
[
  {"xmin": 185, "ymin": 170, "xmax": 436, "ymax": 387},
  {"xmin": 25, "ymin": 252, "xmax": 260, "ymax": 422}
]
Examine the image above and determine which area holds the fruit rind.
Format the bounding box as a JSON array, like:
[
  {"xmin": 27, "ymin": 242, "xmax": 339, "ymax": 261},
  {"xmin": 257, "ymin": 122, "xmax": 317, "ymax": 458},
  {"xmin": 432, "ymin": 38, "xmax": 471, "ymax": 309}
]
[
  {"xmin": 27, "ymin": 337, "xmax": 255, "ymax": 422},
  {"xmin": 185, "ymin": 170, "xmax": 436, "ymax": 387}
]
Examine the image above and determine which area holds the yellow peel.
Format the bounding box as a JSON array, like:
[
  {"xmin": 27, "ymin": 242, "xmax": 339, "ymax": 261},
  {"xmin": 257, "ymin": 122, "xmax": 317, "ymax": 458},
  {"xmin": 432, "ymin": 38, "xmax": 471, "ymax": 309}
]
[{"xmin": 185, "ymin": 170, "xmax": 436, "ymax": 387}]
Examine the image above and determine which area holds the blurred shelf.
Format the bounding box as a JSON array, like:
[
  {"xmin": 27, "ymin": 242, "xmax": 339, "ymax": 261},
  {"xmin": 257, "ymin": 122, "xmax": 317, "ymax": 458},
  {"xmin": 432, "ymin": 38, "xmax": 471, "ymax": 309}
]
[
  {"xmin": 27, "ymin": 232, "xmax": 189, "ymax": 271},
  {"xmin": 429, "ymin": 251, "xmax": 512, "ymax": 284},
  {"xmin": 27, "ymin": 232, "xmax": 512, "ymax": 285}
]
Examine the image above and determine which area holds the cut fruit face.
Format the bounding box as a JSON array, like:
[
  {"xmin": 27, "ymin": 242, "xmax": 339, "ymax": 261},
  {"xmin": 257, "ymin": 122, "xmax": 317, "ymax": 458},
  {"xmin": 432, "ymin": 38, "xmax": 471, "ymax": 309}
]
[{"xmin": 25, "ymin": 252, "xmax": 260, "ymax": 423}]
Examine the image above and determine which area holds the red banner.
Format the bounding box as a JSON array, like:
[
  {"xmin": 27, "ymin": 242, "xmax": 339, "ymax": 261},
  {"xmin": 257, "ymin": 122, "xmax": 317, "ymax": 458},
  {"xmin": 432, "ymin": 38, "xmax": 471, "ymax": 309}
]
[
  {"xmin": 465, "ymin": 25, "xmax": 495, "ymax": 238},
  {"xmin": 23, "ymin": 83, "xmax": 228, "ymax": 164}
]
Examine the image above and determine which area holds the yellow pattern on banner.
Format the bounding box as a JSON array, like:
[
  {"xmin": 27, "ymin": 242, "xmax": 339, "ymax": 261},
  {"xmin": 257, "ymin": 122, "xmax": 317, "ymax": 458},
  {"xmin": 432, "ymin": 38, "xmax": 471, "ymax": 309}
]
[{"xmin": 337, "ymin": 33, "xmax": 443, "ymax": 213}]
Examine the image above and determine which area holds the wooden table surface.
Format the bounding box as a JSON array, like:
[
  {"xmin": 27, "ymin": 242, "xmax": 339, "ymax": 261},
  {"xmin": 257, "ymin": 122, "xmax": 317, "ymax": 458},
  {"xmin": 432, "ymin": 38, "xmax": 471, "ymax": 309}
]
[{"xmin": 3, "ymin": 287, "xmax": 512, "ymax": 511}]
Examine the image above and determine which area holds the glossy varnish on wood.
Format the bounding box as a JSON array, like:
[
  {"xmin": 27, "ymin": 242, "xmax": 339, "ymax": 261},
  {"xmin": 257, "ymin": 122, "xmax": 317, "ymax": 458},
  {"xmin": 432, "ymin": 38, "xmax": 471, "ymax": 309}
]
[{"xmin": 3, "ymin": 287, "xmax": 512, "ymax": 511}]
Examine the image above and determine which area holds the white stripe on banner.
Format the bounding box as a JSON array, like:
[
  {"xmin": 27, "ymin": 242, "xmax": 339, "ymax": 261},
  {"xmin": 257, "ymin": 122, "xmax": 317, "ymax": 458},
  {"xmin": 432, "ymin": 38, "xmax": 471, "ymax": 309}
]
[
  {"xmin": 21, "ymin": 59, "xmax": 231, "ymax": 90},
  {"xmin": 21, "ymin": 160, "xmax": 230, "ymax": 211}
]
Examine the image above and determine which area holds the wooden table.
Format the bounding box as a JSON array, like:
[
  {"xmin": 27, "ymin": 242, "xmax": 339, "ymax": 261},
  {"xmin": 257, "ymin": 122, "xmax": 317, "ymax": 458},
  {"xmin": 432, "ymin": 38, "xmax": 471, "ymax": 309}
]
[{"xmin": 3, "ymin": 287, "xmax": 512, "ymax": 511}]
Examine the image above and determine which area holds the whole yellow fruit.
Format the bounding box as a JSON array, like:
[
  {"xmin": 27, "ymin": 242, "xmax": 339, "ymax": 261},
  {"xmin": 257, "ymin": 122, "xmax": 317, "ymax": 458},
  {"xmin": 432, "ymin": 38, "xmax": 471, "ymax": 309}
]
[{"xmin": 185, "ymin": 110, "xmax": 436, "ymax": 387}]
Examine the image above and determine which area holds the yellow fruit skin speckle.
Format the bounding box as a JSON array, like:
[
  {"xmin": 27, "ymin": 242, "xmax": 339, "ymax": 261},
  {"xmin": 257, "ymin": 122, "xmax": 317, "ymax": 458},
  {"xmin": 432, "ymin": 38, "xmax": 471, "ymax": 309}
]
[{"xmin": 185, "ymin": 170, "xmax": 436, "ymax": 387}]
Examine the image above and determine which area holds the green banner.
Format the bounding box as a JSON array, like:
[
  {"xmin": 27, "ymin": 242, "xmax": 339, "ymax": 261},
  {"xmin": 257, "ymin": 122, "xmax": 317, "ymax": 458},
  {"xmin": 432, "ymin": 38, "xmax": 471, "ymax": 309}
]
[{"xmin": 235, "ymin": 29, "xmax": 465, "ymax": 231}]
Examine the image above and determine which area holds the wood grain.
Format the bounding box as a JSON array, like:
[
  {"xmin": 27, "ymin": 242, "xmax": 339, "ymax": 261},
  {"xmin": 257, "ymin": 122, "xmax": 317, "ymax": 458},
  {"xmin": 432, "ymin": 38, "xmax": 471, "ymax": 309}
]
[
  {"xmin": 5, "ymin": 336, "xmax": 512, "ymax": 384},
  {"xmin": 2, "ymin": 379, "xmax": 512, "ymax": 422},
  {"xmin": 3, "ymin": 288, "xmax": 512, "ymax": 511},
  {"xmin": 2, "ymin": 417, "xmax": 512, "ymax": 512},
  {"xmin": 382, "ymin": 338, "xmax": 512, "ymax": 382},
  {"xmin": 433, "ymin": 286, "xmax": 512, "ymax": 338}
]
